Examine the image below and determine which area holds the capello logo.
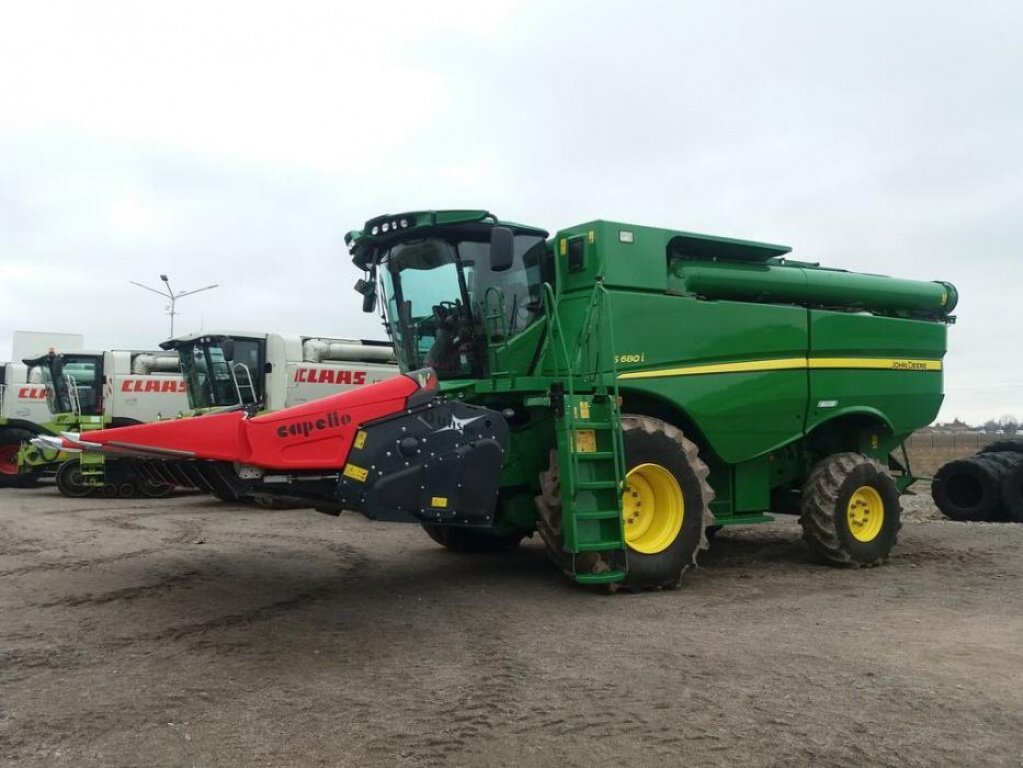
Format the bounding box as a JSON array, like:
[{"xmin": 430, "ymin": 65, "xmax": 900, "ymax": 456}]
[{"xmin": 275, "ymin": 411, "xmax": 351, "ymax": 439}]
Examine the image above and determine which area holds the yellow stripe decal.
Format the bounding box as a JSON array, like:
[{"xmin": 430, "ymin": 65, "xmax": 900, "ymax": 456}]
[
  {"xmin": 617, "ymin": 357, "xmax": 941, "ymax": 380},
  {"xmin": 809, "ymin": 357, "xmax": 942, "ymax": 371}
]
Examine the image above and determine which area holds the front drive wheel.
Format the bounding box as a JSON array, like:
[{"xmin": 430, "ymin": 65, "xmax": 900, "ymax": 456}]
[
  {"xmin": 619, "ymin": 415, "xmax": 714, "ymax": 590},
  {"xmin": 0, "ymin": 428, "xmax": 42, "ymax": 488},
  {"xmin": 800, "ymin": 452, "xmax": 900, "ymax": 566},
  {"xmin": 421, "ymin": 524, "xmax": 523, "ymax": 554},
  {"xmin": 55, "ymin": 460, "xmax": 95, "ymax": 498}
]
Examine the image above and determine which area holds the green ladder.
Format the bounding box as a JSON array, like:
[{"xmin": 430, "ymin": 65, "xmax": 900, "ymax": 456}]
[
  {"xmin": 77, "ymin": 415, "xmax": 108, "ymax": 488},
  {"xmin": 555, "ymin": 393, "xmax": 627, "ymax": 584}
]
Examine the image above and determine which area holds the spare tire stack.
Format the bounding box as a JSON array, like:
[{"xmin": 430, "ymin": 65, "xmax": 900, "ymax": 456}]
[{"xmin": 931, "ymin": 440, "xmax": 1023, "ymax": 522}]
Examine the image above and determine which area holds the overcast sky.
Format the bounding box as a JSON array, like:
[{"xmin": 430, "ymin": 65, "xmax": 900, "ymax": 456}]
[{"xmin": 2, "ymin": 1, "xmax": 1020, "ymax": 424}]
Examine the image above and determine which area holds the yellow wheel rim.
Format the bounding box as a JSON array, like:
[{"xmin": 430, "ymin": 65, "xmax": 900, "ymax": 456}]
[
  {"xmin": 846, "ymin": 485, "xmax": 884, "ymax": 542},
  {"xmin": 621, "ymin": 463, "xmax": 684, "ymax": 555}
]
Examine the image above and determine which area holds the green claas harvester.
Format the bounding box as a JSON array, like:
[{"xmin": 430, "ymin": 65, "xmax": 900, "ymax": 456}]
[{"xmin": 53, "ymin": 211, "xmax": 957, "ymax": 589}]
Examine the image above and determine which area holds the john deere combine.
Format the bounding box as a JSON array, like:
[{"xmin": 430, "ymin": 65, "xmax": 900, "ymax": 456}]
[{"xmin": 53, "ymin": 211, "xmax": 956, "ymax": 589}]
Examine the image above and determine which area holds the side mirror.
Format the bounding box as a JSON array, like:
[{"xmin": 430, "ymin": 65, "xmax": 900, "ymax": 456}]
[
  {"xmin": 221, "ymin": 338, "xmax": 235, "ymax": 361},
  {"xmin": 355, "ymin": 275, "xmax": 377, "ymax": 313},
  {"xmin": 490, "ymin": 226, "xmax": 514, "ymax": 272}
]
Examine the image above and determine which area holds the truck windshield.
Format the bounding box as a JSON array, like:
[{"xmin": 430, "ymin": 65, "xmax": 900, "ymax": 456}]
[
  {"xmin": 37, "ymin": 355, "xmax": 103, "ymax": 416},
  {"xmin": 377, "ymin": 234, "xmax": 546, "ymax": 378},
  {"xmin": 178, "ymin": 341, "xmax": 257, "ymax": 410}
]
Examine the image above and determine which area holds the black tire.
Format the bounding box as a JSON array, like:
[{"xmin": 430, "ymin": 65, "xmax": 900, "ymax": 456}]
[
  {"xmin": 252, "ymin": 496, "xmax": 310, "ymax": 510},
  {"xmin": 55, "ymin": 460, "xmax": 95, "ymax": 498},
  {"xmin": 800, "ymin": 453, "xmax": 900, "ymax": 566},
  {"xmin": 0, "ymin": 427, "xmax": 43, "ymax": 488},
  {"xmin": 618, "ymin": 415, "xmax": 714, "ymax": 589},
  {"xmin": 1001, "ymin": 462, "xmax": 1023, "ymax": 523},
  {"xmin": 421, "ymin": 524, "xmax": 523, "ymax": 554},
  {"xmin": 704, "ymin": 525, "xmax": 723, "ymax": 542},
  {"xmin": 931, "ymin": 452, "xmax": 1022, "ymax": 522},
  {"xmin": 979, "ymin": 439, "xmax": 1023, "ymax": 455},
  {"xmin": 138, "ymin": 479, "xmax": 175, "ymax": 499}
]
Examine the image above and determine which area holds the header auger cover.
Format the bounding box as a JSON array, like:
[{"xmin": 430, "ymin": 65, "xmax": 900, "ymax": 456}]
[{"xmin": 51, "ymin": 370, "xmax": 511, "ymax": 524}]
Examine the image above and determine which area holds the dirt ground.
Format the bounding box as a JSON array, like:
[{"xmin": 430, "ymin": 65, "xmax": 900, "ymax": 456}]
[{"xmin": 1, "ymin": 485, "xmax": 1021, "ymax": 768}]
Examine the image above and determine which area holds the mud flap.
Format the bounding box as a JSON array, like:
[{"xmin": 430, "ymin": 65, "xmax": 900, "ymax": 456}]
[{"xmin": 337, "ymin": 400, "xmax": 509, "ymax": 525}]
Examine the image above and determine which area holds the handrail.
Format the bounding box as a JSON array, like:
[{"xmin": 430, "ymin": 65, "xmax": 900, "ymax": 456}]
[
  {"xmin": 65, "ymin": 374, "xmax": 82, "ymax": 417},
  {"xmin": 481, "ymin": 285, "xmax": 510, "ymax": 376},
  {"xmin": 0, "ymin": 383, "xmax": 6, "ymax": 419},
  {"xmin": 232, "ymin": 362, "xmax": 258, "ymax": 406}
]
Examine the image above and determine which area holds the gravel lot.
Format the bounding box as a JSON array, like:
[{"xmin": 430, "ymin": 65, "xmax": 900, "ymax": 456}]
[{"xmin": 1, "ymin": 486, "xmax": 1021, "ymax": 767}]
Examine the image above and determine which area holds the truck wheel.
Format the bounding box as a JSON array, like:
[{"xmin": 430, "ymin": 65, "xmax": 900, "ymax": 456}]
[
  {"xmin": 932, "ymin": 452, "xmax": 1020, "ymax": 521},
  {"xmin": 421, "ymin": 524, "xmax": 523, "ymax": 553},
  {"xmin": 1000, "ymin": 463, "xmax": 1023, "ymax": 523},
  {"xmin": 0, "ymin": 428, "xmax": 42, "ymax": 488},
  {"xmin": 55, "ymin": 460, "xmax": 95, "ymax": 498},
  {"xmin": 979, "ymin": 438, "xmax": 1023, "ymax": 455},
  {"xmin": 800, "ymin": 453, "xmax": 900, "ymax": 566},
  {"xmin": 619, "ymin": 416, "xmax": 713, "ymax": 589}
]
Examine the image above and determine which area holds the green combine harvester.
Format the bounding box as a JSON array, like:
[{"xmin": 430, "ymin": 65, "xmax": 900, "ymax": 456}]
[{"xmin": 51, "ymin": 211, "xmax": 957, "ymax": 589}]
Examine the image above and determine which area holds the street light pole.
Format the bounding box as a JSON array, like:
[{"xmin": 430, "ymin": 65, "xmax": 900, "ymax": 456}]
[{"xmin": 130, "ymin": 275, "xmax": 219, "ymax": 338}]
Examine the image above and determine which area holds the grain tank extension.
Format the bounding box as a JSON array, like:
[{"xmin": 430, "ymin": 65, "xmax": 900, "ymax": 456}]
[{"xmin": 55, "ymin": 211, "xmax": 957, "ymax": 589}]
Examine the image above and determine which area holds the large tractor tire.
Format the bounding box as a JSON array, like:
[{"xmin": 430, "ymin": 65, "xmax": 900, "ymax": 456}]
[
  {"xmin": 421, "ymin": 524, "xmax": 524, "ymax": 554},
  {"xmin": 0, "ymin": 428, "xmax": 42, "ymax": 489},
  {"xmin": 252, "ymin": 496, "xmax": 311, "ymax": 510},
  {"xmin": 979, "ymin": 438, "xmax": 1023, "ymax": 455},
  {"xmin": 1001, "ymin": 462, "xmax": 1023, "ymax": 523},
  {"xmin": 617, "ymin": 415, "xmax": 714, "ymax": 590},
  {"xmin": 800, "ymin": 453, "xmax": 900, "ymax": 566},
  {"xmin": 931, "ymin": 452, "xmax": 1022, "ymax": 522},
  {"xmin": 55, "ymin": 460, "xmax": 95, "ymax": 498}
]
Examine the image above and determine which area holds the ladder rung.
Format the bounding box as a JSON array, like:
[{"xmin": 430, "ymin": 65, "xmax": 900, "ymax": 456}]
[
  {"xmin": 573, "ymin": 539, "xmax": 626, "ymax": 552},
  {"xmin": 574, "ymin": 569, "xmax": 627, "ymax": 584},
  {"xmin": 574, "ymin": 480, "xmax": 618, "ymax": 491},
  {"xmin": 572, "ymin": 510, "xmax": 622, "ymax": 521},
  {"xmin": 568, "ymin": 421, "xmax": 613, "ymax": 430},
  {"xmin": 574, "ymin": 451, "xmax": 614, "ymax": 461}
]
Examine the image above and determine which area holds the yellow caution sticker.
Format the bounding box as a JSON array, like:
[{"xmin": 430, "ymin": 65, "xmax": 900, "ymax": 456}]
[
  {"xmin": 343, "ymin": 463, "xmax": 368, "ymax": 482},
  {"xmin": 353, "ymin": 430, "xmax": 367, "ymax": 450},
  {"xmin": 430, "ymin": 496, "xmax": 448, "ymax": 508},
  {"xmin": 577, "ymin": 401, "xmax": 590, "ymax": 420},
  {"xmin": 574, "ymin": 429, "xmax": 597, "ymax": 453}
]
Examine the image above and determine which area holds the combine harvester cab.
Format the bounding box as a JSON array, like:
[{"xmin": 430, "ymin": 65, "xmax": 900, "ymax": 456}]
[
  {"xmin": 24, "ymin": 349, "xmax": 187, "ymax": 497},
  {"xmin": 0, "ymin": 361, "xmax": 61, "ymax": 487},
  {"xmin": 57, "ymin": 211, "xmax": 958, "ymax": 590},
  {"xmin": 0, "ymin": 331, "xmax": 86, "ymax": 488}
]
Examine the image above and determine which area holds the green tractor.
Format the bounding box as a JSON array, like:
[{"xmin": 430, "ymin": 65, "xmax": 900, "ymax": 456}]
[{"xmin": 53, "ymin": 211, "xmax": 956, "ymax": 589}]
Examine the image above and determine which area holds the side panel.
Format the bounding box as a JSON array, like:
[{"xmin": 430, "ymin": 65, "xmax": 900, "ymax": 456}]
[
  {"xmin": 1, "ymin": 364, "xmax": 52, "ymax": 423},
  {"xmin": 605, "ymin": 292, "xmax": 809, "ymax": 463},
  {"xmin": 284, "ymin": 362, "xmax": 399, "ymax": 407},
  {"xmin": 109, "ymin": 375, "xmax": 189, "ymax": 422},
  {"xmin": 807, "ymin": 311, "xmax": 947, "ymax": 438}
]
